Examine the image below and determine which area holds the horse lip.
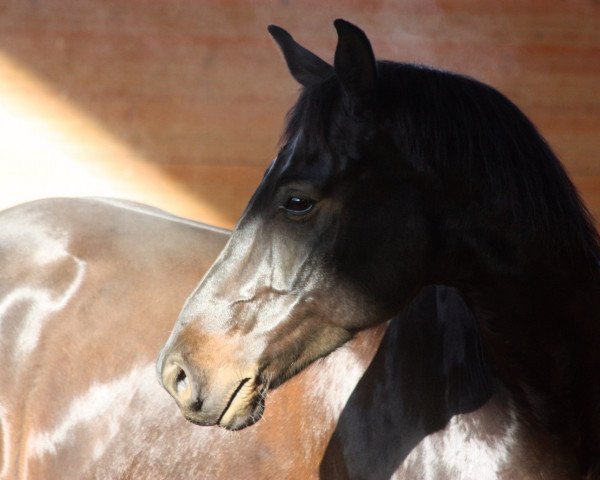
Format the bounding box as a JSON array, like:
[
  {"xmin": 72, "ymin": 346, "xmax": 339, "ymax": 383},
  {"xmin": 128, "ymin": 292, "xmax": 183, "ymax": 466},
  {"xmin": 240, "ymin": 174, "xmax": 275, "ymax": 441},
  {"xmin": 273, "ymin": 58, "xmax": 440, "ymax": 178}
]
[
  {"xmin": 216, "ymin": 377, "xmax": 252, "ymax": 427},
  {"xmin": 219, "ymin": 393, "xmax": 266, "ymax": 431},
  {"xmin": 216, "ymin": 377, "xmax": 268, "ymax": 430},
  {"xmin": 178, "ymin": 378, "xmax": 253, "ymax": 428},
  {"xmin": 182, "ymin": 413, "xmax": 215, "ymax": 427}
]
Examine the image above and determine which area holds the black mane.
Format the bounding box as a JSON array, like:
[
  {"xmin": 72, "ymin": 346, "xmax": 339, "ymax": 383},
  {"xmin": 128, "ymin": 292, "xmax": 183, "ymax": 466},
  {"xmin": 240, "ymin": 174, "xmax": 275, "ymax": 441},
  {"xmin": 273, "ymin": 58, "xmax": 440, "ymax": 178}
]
[{"xmin": 283, "ymin": 61, "xmax": 600, "ymax": 277}]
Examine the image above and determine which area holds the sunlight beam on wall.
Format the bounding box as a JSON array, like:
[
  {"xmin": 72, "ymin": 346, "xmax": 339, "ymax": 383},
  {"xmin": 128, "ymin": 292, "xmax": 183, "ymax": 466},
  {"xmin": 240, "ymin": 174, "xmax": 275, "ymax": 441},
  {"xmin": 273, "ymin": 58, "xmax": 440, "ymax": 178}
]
[{"xmin": 0, "ymin": 51, "xmax": 230, "ymax": 227}]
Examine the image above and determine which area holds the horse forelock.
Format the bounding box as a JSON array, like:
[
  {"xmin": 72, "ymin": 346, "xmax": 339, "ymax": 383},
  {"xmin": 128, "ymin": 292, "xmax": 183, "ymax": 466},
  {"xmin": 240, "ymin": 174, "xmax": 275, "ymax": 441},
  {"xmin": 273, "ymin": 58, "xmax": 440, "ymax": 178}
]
[{"xmin": 282, "ymin": 77, "xmax": 340, "ymax": 153}]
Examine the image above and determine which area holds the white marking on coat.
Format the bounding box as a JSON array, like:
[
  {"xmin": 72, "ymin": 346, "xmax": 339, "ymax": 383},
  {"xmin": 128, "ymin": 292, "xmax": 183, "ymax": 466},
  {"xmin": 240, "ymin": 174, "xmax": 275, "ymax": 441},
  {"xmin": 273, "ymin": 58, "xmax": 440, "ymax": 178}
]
[
  {"xmin": 11, "ymin": 263, "xmax": 86, "ymax": 360},
  {"xmin": 27, "ymin": 364, "xmax": 147, "ymax": 461},
  {"xmin": 0, "ymin": 404, "xmax": 10, "ymax": 479},
  {"xmin": 307, "ymin": 342, "xmax": 372, "ymax": 421},
  {"xmin": 25, "ymin": 363, "xmax": 231, "ymax": 479},
  {"xmin": 399, "ymin": 400, "xmax": 518, "ymax": 479},
  {"xmin": 0, "ymin": 217, "xmax": 87, "ymax": 359}
]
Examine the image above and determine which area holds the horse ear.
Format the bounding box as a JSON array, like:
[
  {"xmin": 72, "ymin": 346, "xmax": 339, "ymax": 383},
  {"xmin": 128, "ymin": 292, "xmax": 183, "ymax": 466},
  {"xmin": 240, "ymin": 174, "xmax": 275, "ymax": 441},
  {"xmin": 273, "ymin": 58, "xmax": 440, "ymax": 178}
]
[
  {"xmin": 268, "ymin": 25, "xmax": 333, "ymax": 87},
  {"xmin": 333, "ymin": 19, "xmax": 377, "ymax": 111}
]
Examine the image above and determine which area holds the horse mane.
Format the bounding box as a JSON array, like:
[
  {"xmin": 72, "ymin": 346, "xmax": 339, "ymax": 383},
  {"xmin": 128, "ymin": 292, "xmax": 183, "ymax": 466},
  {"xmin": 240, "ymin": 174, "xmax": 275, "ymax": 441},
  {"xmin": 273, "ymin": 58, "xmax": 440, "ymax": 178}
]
[{"xmin": 282, "ymin": 61, "xmax": 600, "ymax": 277}]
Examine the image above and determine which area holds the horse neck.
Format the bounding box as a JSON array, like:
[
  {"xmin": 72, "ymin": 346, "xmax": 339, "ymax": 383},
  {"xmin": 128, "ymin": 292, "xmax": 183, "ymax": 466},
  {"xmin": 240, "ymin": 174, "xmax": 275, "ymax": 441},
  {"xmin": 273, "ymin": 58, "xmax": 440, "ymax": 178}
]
[
  {"xmin": 459, "ymin": 269, "xmax": 600, "ymax": 468},
  {"xmin": 320, "ymin": 286, "xmax": 495, "ymax": 479},
  {"xmin": 383, "ymin": 286, "xmax": 493, "ymax": 419}
]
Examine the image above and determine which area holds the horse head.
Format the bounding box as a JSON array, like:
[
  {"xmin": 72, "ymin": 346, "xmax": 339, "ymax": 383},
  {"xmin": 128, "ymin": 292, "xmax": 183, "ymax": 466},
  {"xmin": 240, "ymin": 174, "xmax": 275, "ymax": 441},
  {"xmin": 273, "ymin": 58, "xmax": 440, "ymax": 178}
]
[{"xmin": 157, "ymin": 20, "xmax": 418, "ymax": 429}]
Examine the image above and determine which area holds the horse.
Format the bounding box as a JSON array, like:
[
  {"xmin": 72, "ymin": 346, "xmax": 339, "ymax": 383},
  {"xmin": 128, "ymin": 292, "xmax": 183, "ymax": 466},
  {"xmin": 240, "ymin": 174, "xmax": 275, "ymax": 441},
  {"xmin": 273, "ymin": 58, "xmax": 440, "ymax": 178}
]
[
  {"xmin": 1, "ymin": 19, "xmax": 598, "ymax": 479},
  {"xmin": 157, "ymin": 20, "xmax": 600, "ymax": 479},
  {"xmin": 1, "ymin": 197, "xmax": 548, "ymax": 479}
]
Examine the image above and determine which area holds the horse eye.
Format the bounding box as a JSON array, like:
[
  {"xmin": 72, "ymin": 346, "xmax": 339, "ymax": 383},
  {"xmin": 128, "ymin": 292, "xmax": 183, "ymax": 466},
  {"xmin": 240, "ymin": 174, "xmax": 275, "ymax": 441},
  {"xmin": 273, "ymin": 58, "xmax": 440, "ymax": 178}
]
[{"xmin": 284, "ymin": 196, "xmax": 315, "ymax": 216}]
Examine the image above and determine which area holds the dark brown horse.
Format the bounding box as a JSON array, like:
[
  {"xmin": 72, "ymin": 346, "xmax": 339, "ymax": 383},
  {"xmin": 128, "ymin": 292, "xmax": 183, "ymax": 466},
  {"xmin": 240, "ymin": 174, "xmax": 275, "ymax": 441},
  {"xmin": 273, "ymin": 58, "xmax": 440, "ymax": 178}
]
[
  {"xmin": 1, "ymin": 197, "xmax": 564, "ymax": 479},
  {"xmin": 157, "ymin": 20, "xmax": 600, "ymax": 479}
]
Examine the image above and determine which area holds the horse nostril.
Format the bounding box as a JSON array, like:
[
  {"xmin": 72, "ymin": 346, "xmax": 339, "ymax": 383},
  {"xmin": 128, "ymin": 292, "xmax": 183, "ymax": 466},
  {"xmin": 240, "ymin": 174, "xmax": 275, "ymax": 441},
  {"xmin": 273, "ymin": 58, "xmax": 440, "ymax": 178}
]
[
  {"xmin": 173, "ymin": 367, "xmax": 202, "ymax": 411},
  {"xmin": 175, "ymin": 367, "xmax": 189, "ymax": 396},
  {"xmin": 189, "ymin": 397, "xmax": 203, "ymax": 412},
  {"xmin": 161, "ymin": 358, "xmax": 204, "ymax": 412}
]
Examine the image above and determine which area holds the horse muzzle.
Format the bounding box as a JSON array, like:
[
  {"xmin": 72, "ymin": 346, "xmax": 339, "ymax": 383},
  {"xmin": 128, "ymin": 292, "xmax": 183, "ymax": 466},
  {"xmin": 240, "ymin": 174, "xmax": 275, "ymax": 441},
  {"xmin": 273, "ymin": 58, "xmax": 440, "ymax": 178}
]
[{"xmin": 158, "ymin": 343, "xmax": 264, "ymax": 430}]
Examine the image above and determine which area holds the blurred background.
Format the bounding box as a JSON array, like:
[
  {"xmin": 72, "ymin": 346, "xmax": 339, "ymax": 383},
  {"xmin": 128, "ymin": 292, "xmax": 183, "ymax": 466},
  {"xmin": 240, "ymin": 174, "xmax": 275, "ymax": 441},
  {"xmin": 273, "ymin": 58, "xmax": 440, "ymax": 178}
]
[{"xmin": 0, "ymin": 0, "xmax": 598, "ymax": 229}]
